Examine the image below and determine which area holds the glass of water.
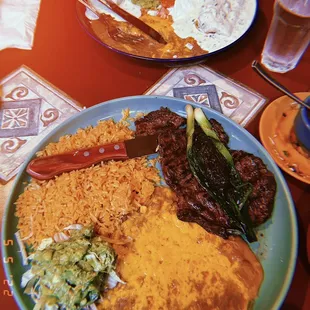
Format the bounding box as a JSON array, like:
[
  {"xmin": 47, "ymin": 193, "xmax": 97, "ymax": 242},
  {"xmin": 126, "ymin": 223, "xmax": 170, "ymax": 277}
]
[{"xmin": 261, "ymin": 0, "xmax": 310, "ymax": 73}]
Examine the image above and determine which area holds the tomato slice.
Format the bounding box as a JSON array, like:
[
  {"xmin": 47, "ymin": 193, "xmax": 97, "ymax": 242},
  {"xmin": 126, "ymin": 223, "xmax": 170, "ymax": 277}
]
[{"xmin": 161, "ymin": 0, "xmax": 175, "ymax": 8}]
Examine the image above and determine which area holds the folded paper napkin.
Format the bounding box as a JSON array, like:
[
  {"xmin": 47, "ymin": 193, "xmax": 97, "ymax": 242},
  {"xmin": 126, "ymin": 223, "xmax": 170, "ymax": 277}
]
[{"xmin": 0, "ymin": 0, "xmax": 41, "ymax": 51}]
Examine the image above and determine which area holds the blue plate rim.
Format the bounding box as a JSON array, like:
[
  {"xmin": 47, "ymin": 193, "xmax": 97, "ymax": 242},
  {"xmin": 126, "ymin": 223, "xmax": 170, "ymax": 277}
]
[
  {"xmin": 2, "ymin": 95, "xmax": 298, "ymax": 310},
  {"xmin": 75, "ymin": 0, "xmax": 259, "ymax": 63}
]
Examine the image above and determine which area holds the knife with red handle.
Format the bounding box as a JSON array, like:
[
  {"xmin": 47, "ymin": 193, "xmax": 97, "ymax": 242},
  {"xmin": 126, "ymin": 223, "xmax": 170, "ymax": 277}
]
[{"xmin": 26, "ymin": 134, "xmax": 159, "ymax": 180}]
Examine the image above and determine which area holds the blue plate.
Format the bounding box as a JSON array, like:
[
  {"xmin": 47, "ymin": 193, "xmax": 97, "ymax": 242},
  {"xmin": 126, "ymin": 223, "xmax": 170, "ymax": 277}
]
[
  {"xmin": 76, "ymin": 1, "xmax": 259, "ymax": 65},
  {"xmin": 2, "ymin": 96, "xmax": 297, "ymax": 309}
]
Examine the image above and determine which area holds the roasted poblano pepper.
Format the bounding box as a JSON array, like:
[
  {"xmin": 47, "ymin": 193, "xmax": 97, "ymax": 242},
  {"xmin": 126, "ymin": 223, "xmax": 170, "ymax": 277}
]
[{"xmin": 186, "ymin": 105, "xmax": 257, "ymax": 242}]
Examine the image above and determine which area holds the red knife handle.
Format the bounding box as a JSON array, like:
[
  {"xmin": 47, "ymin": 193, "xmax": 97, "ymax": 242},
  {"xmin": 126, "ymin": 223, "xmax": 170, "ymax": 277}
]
[{"xmin": 26, "ymin": 142, "xmax": 128, "ymax": 180}]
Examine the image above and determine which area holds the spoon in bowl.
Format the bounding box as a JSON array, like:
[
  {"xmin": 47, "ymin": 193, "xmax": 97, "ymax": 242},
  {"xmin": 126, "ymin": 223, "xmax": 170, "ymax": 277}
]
[{"xmin": 252, "ymin": 60, "xmax": 310, "ymax": 110}]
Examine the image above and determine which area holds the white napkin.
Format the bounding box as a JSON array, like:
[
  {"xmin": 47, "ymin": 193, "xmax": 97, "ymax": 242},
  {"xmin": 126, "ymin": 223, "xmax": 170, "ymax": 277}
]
[{"xmin": 0, "ymin": 0, "xmax": 41, "ymax": 51}]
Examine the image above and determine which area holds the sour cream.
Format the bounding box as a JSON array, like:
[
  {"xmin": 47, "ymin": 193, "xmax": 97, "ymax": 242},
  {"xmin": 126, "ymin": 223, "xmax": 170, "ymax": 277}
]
[{"xmin": 169, "ymin": 0, "xmax": 257, "ymax": 52}]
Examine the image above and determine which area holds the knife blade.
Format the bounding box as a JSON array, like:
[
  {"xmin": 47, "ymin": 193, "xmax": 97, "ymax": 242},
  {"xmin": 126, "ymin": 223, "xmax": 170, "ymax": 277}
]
[{"xmin": 26, "ymin": 134, "xmax": 159, "ymax": 180}]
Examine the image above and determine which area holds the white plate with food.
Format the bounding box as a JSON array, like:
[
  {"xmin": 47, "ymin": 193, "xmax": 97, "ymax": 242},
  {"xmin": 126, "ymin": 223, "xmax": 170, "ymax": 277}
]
[{"xmin": 76, "ymin": 0, "xmax": 258, "ymax": 61}]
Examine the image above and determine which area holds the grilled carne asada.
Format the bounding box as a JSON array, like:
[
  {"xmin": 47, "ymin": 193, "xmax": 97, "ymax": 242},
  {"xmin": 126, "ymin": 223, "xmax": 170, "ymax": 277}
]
[
  {"xmin": 135, "ymin": 107, "xmax": 186, "ymax": 136},
  {"xmin": 158, "ymin": 128, "xmax": 232, "ymax": 239},
  {"xmin": 231, "ymin": 150, "xmax": 276, "ymax": 226},
  {"xmin": 134, "ymin": 108, "xmax": 276, "ymax": 239}
]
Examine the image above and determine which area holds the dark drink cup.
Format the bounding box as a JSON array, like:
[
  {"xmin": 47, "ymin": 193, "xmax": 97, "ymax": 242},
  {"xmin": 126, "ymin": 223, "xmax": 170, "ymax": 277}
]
[
  {"xmin": 294, "ymin": 96, "xmax": 310, "ymax": 151},
  {"xmin": 261, "ymin": 0, "xmax": 310, "ymax": 73}
]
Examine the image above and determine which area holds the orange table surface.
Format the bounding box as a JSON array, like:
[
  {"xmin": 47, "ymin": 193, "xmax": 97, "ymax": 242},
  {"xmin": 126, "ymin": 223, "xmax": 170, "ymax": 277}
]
[{"xmin": 0, "ymin": 0, "xmax": 309, "ymax": 308}]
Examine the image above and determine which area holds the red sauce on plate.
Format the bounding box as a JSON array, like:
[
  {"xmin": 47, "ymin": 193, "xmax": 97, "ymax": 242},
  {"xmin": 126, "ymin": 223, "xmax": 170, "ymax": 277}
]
[{"xmin": 90, "ymin": 13, "xmax": 207, "ymax": 59}]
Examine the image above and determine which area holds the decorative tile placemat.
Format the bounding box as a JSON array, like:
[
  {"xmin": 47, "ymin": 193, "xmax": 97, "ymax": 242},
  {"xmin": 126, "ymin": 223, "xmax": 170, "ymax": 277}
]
[
  {"xmin": 145, "ymin": 65, "xmax": 267, "ymax": 126},
  {"xmin": 0, "ymin": 65, "xmax": 83, "ymax": 183}
]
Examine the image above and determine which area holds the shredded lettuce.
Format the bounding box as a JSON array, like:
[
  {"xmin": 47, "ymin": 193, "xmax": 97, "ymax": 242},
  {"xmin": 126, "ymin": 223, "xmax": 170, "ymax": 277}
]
[
  {"xmin": 21, "ymin": 269, "xmax": 35, "ymax": 288},
  {"xmin": 20, "ymin": 225, "xmax": 125, "ymax": 309},
  {"xmin": 37, "ymin": 238, "xmax": 53, "ymax": 251},
  {"xmin": 107, "ymin": 270, "xmax": 126, "ymax": 289},
  {"xmin": 15, "ymin": 231, "xmax": 29, "ymax": 266}
]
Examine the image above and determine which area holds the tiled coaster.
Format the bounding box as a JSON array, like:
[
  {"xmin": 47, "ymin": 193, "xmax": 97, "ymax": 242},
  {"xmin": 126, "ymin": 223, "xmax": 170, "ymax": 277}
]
[
  {"xmin": 145, "ymin": 65, "xmax": 267, "ymax": 126},
  {"xmin": 0, "ymin": 65, "xmax": 82, "ymax": 183}
]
